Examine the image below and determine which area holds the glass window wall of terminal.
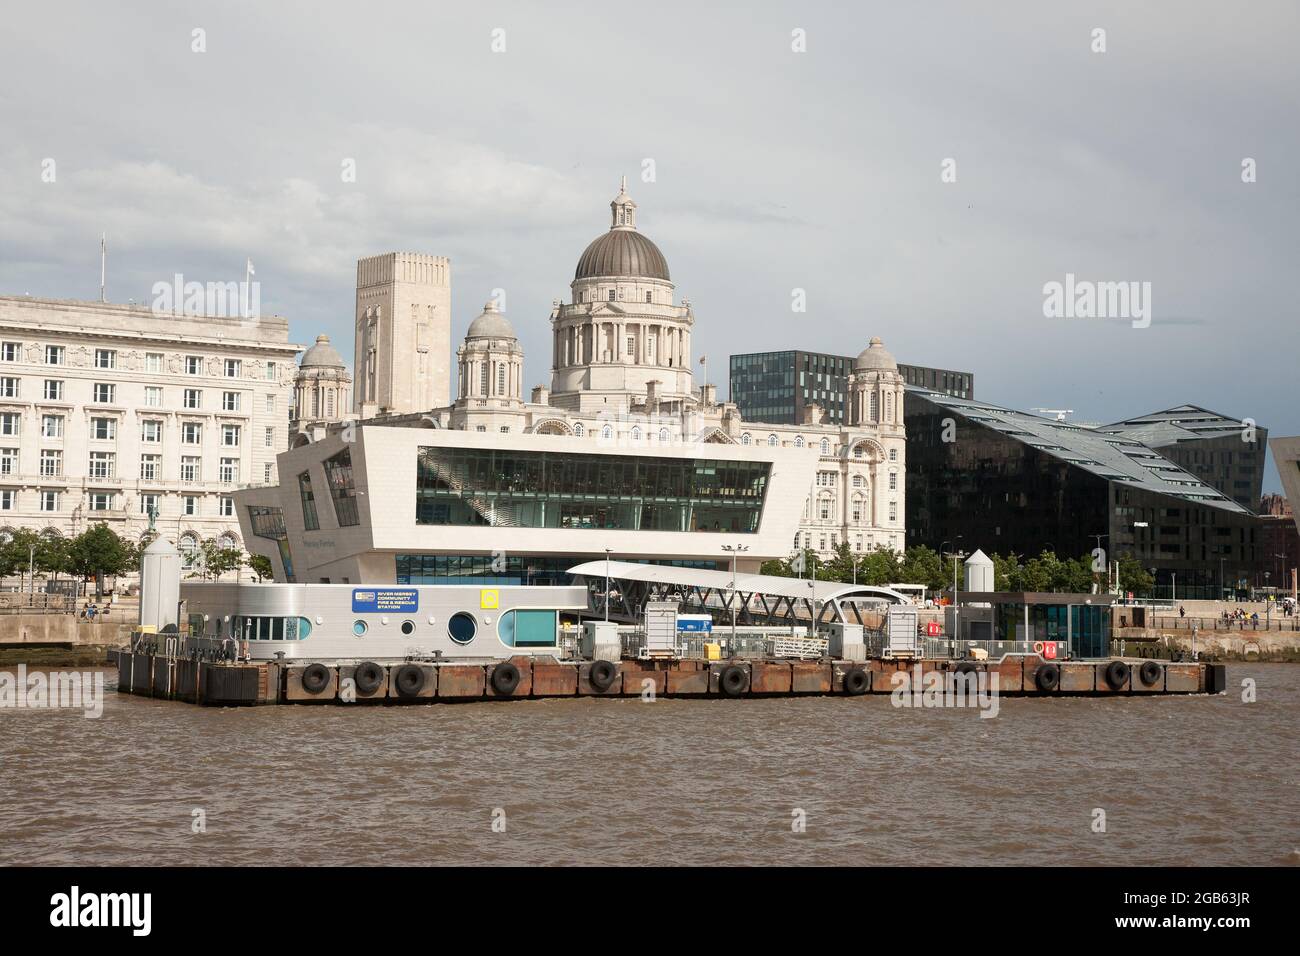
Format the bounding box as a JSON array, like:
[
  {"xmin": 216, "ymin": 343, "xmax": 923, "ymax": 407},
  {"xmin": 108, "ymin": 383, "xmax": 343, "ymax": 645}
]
[{"xmin": 415, "ymin": 447, "xmax": 769, "ymax": 533}]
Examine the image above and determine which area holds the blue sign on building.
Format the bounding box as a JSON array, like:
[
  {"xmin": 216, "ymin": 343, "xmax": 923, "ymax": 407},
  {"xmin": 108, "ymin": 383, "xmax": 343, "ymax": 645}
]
[{"xmin": 351, "ymin": 588, "xmax": 419, "ymax": 613}]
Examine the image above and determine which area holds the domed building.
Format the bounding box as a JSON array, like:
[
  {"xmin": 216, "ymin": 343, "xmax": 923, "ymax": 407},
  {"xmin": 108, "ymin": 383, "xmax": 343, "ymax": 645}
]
[
  {"xmin": 449, "ymin": 299, "xmax": 526, "ymax": 430},
  {"xmin": 549, "ymin": 178, "xmax": 696, "ymax": 414},
  {"xmin": 291, "ymin": 334, "xmax": 353, "ymax": 446}
]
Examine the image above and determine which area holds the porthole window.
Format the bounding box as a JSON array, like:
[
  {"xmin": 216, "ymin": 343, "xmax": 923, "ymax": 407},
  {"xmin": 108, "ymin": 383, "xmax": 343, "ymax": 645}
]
[
  {"xmin": 352, "ymin": 620, "xmax": 368, "ymax": 637},
  {"xmin": 448, "ymin": 611, "xmax": 477, "ymax": 645},
  {"xmin": 400, "ymin": 620, "xmax": 416, "ymax": 635}
]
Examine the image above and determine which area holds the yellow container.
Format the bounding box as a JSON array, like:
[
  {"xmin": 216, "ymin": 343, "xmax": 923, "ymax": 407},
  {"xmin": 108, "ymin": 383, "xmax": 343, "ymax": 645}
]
[{"xmin": 704, "ymin": 643, "xmax": 722, "ymax": 661}]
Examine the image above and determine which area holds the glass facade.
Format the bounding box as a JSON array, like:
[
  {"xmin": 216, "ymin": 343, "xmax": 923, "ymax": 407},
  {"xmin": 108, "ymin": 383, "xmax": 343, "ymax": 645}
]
[
  {"xmin": 323, "ymin": 448, "xmax": 359, "ymax": 527},
  {"xmin": 245, "ymin": 505, "xmax": 296, "ymax": 583},
  {"xmin": 298, "ymin": 471, "xmax": 319, "ymax": 531},
  {"xmin": 730, "ymin": 350, "xmax": 974, "ymax": 425},
  {"xmin": 395, "ymin": 553, "xmax": 719, "ymax": 586},
  {"xmin": 415, "ymin": 447, "xmax": 769, "ymax": 533}
]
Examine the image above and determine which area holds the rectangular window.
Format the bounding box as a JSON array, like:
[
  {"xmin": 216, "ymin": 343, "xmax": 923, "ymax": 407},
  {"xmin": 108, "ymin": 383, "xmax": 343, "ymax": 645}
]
[
  {"xmin": 182, "ymin": 422, "xmax": 202, "ymax": 444},
  {"xmin": 323, "ymin": 448, "xmax": 360, "ymax": 527},
  {"xmin": 41, "ymin": 415, "xmax": 62, "ymax": 438},
  {"xmin": 181, "ymin": 456, "xmax": 201, "ymax": 482},
  {"xmin": 43, "ymin": 379, "xmax": 63, "ymax": 401},
  {"xmin": 219, "ymin": 457, "xmax": 238, "ymax": 483},
  {"xmin": 0, "ymin": 414, "xmax": 17, "ymax": 437},
  {"xmin": 222, "ymin": 391, "xmax": 240, "ymax": 411},
  {"xmin": 0, "ymin": 489, "xmax": 13, "ymax": 510},
  {"xmin": 45, "ymin": 345, "xmax": 64, "ymax": 365},
  {"xmin": 140, "ymin": 454, "xmax": 160, "ymax": 480},
  {"xmin": 265, "ymin": 394, "xmax": 276, "ymax": 413},
  {"xmin": 88, "ymin": 451, "xmax": 115, "ymax": 479},
  {"xmin": 0, "ymin": 377, "xmax": 17, "ymax": 398},
  {"xmin": 40, "ymin": 490, "xmax": 59, "ymax": 512},
  {"xmin": 91, "ymin": 417, "xmax": 116, "ymax": 440},
  {"xmin": 264, "ymin": 462, "xmax": 273, "ymax": 482},
  {"xmin": 183, "ymin": 495, "xmax": 198, "ymax": 516},
  {"xmin": 89, "ymin": 492, "xmax": 114, "ymax": 511},
  {"xmin": 221, "ymin": 424, "xmax": 240, "ymax": 446},
  {"xmin": 40, "ymin": 449, "xmax": 61, "ymax": 477},
  {"xmin": 183, "ymin": 388, "xmax": 202, "ymax": 409},
  {"xmin": 265, "ymin": 362, "xmax": 277, "ymax": 381},
  {"xmin": 92, "ymin": 382, "xmax": 115, "ymax": 403},
  {"xmin": 0, "ymin": 448, "xmax": 16, "ymax": 476},
  {"xmin": 298, "ymin": 471, "xmax": 319, "ymax": 530},
  {"xmin": 224, "ymin": 358, "xmax": 241, "ymax": 378},
  {"xmin": 145, "ymin": 352, "xmax": 163, "ymax": 373},
  {"xmin": 414, "ymin": 447, "xmax": 771, "ymax": 533},
  {"xmin": 186, "ymin": 355, "xmax": 203, "ymax": 375},
  {"xmin": 140, "ymin": 420, "xmax": 162, "ymax": 443},
  {"xmin": 219, "ymin": 496, "xmax": 234, "ymax": 517},
  {"xmin": 264, "ymin": 426, "xmax": 274, "ymax": 448},
  {"xmin": 144, "ymin": 386, "xmax": 162, "ymax": 407},
  {"xmin": 94, "ymin": 348, "xmax": 116, "ymax": 369},
  {"xmin": 139, "ymin": 493, "xmax": 159, "ymax": 515},
  {"xmin": 1, "ymin": 342, "xmax": 19, "ymax": 362}
]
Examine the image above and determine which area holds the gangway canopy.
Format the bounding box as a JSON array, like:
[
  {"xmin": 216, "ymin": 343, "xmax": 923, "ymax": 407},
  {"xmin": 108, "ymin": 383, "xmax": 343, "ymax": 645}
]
[{"xmin": 567, "ymin": 560, "xmax": 910, "ymax": 626}]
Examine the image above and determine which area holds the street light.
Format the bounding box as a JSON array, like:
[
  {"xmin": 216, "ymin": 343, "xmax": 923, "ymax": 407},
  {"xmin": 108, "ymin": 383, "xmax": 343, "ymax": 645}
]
[{"xmin": 722, "ymin": 544, "xmax": 750, "ymax": 645}]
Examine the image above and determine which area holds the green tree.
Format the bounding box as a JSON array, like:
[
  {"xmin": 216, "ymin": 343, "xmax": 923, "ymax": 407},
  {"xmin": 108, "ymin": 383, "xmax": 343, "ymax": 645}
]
[
  {"xmin": 1116, "ymin": 552, "xmax": 1154, "ymax": 595},
  {"xmin": 65, "ymin": 524, "xmax": 132, "ymax": 592},
  {"xmin": 247, "ymin": 553, "xmax": 274, "ymax": 582},
  {"xmin": 901, "ymin": 545, "xmax": 948, "ymax": 591},
  {"xmin": 189, "ymin": 538, "xmax": 244, "ymax": 581}
]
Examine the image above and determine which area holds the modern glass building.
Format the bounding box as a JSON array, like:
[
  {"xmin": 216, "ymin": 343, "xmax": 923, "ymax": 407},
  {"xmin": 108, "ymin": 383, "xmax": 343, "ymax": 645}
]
[
  {"xmin": 729, "ymin": 350, "xmax": 973, "ymax": 425},
  {"xmin": 1099, "ymin": 405, "xmax": 1268, "ymax": 512},
  {"xmin": 905, "ymin": 388, "xmax": 1263, "ymax": 599}
]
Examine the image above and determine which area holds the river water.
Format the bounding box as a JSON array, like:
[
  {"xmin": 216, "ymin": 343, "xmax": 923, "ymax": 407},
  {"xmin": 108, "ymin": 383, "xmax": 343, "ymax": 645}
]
[{"xmin": 1, "ymin": 663, "xmax": 1295, "ymax": 866}]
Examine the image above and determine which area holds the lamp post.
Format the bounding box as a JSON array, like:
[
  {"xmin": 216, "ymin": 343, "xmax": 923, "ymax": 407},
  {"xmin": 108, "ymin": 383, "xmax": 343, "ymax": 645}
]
[{"xmin": 722, "ymin": 543, "xmax": 749, "ymax": 645}]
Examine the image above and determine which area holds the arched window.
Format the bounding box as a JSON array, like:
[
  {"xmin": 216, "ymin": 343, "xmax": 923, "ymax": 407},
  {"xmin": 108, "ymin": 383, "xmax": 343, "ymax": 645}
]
[
  {"xmin": 768, "ymin": 434, "xmax": 778, "ymax": 447},
  {"xmin": 631, "ymin": 426, "xmax": 642, "ymax": 441},
  {"xmin": 574, "ymin": 423, "xmax": 584, "ymax": 437},
  {"xmin": 741, "ymin": 433, "xmax": 751, "ymax": 446},
  {"xmin": 497, "ymin": 364, "xmax": 506, "ymax": 395},
  {"xmin": 869, "ymin": 393, "xmax": 878, "ymax": 422},
  {"xmin": 819, "ymin": 438, "xmax": 830, "ymax": 456},
  {"xmin": 658, "ymin": 428, "xmax": 669, "ymax": 442},
  {"xmin": 601, "ymin": 424, "xmax": 613, "ymax": 440},
  {"xmin": 794, "ymin": 436, "xmax": 804, "ymax": 448}
]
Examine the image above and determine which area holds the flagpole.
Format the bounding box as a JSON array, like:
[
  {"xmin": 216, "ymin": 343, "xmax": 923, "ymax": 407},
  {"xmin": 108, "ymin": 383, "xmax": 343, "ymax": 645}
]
[
  {"xmin": 244, "ymin": 258, "xmax": 252, "ymax": 318},
  {"xmin": 100, "ymin": 233, "xmax": 106, "ymax": 303}
]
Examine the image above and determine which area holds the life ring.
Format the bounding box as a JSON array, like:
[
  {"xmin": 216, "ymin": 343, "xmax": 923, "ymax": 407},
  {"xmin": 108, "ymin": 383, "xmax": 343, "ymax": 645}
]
[
  {"xmin": 491, "ymin": 661, "xmax": 521, "ymax": 695},
  {"xmin": 1138, "ymin": 660, "xmax": 1162, "ymax": 687},
  {"xmin": 1032, "ymin": 641, "xmax": 1044, "ymax": 655},
  {"xmin": 842, "ymin": 667, "xmax": 869, "ymax": 696},
  {"xmin": 354, "ymin": 661, "xmax": 384, "ymax": 695},
  {"xmin": 1034, "ymin": 663, "xmax": 1060, "ymax": 692},
  {"xmin": 1103, "ymin": 660, "xmax": 1130, "ymax": 690},
  {"xmin": 718, "ymin": 664, "xmax": 747, "ymax": 697},
  {"xmin": 589, "ymin": 659, "xmax": 618, "ymax": 691},
  {"xmin": 393, "ymin": 664, "xmax": 425, "ymax": 698},
  {"xmin": 301, "ymin": 663, "xmax": 331, "ymax": 694}
]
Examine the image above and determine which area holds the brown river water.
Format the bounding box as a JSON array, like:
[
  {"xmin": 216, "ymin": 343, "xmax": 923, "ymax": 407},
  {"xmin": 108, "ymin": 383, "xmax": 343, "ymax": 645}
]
[{"xmin": 1, "ymin": 664, "xmax": 1295, "ymax": 866}]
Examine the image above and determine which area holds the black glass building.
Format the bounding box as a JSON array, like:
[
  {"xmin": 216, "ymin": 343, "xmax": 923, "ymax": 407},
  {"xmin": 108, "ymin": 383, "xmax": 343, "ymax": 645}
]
[
  {"xmin": 729, "ymin": 350, "xmax": 973, "ymax": 425},
  {"xmin": 905, "ymin": 388, "xmax": 1263, "ymax": 599}
]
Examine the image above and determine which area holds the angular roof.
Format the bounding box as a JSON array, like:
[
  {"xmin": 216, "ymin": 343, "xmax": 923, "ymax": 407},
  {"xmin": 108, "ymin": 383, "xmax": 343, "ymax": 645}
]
[
  {"xmin": 1099, "ymin": 404, "xmax": 1256, "ymax": 447},
  {"xmin": 567, "ymin": 560, "xmax": 910, "ymax": 604},
  {"xmin": 906, "ymin": 387, "xmax": 1250, "ymax": 514}
]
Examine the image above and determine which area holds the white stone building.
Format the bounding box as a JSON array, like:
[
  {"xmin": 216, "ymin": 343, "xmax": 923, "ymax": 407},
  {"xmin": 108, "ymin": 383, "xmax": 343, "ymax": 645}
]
[
  {"xmin": 291, "ymin": 334, "xmax": 353, "ymax": 447},
  {"xmin": 330, "ymin": 181, "xmax": 907, "ymax": 562},
  {"xmin": 0, "ymin": 295, "xmax": 300, "ymax": 570}
]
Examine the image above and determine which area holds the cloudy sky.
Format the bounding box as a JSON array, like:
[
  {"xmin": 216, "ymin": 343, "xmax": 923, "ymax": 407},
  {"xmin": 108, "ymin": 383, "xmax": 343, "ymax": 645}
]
[{"xmin": 2, "ymin": 1, "xmax": 1295, "ymax": 489}]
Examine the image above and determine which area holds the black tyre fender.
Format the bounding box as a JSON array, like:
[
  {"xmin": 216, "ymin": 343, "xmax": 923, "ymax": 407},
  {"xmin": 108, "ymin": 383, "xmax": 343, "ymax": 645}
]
[
  {"xmin": 301, "ymin": 663, "xmax": 331, "ymax": 695},
  {"xmin": 954, "ymin": 662, "xmax": 978, "ymax": 676},
  {"xmin": 589, "ymin": 659, "xmax": 618, "ymax": 691},
  {"xmin": 718, "ymin": 663, "xmax": 748, "ymax": 697},
  {"xmin": 354, "ymin": 661, "xmax": 384, "ymax": 695},
  {"xmin": 842, "ymin": 667, "xmax": 869, "ymax": 696},
  {"xmin": 1104, "ymin": 660, "xmax": 1130, "ymax": 690},
  {"xmin": 1139, "ymin": 660, "xmax": 1162, "ymax": 687},
  {"xmin": 1034, "ymin": 663, "xmax": 1061, "ymax": 692},
  {"xmin": 491, "ymin": 661, "xmax": 521, "ymax": 695},
  {"xmin": 393, "ymin": 664, "xmax": 425, "ymax": 698}
]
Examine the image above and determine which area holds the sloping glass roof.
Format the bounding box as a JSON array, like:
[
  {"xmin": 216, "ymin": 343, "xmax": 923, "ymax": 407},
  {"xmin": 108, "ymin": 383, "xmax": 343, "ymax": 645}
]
[
  {"xmin": 1098, "ymin": 404, "xmax": 1253, "ymax": 446},
  {"xmin": 906, "ymin": 387, "xmax": 1250, "ymax": 514}
]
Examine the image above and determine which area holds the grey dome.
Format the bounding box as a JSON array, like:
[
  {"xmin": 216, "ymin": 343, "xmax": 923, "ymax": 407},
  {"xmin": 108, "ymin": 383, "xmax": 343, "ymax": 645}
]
[
  {"xmin": 855, "ymin": 337, "xmax": 897, "ymax": 371},
  {"xmin": 301, "ymin": 334, "xmax": 345, "ymax": 368},
  {"xmin": 575, "ymin": 229, "xmax": 670, "ymax": 281},
  {"xmin": 466, "ymin": 300, "xmax": 516, "ymax": 339}
]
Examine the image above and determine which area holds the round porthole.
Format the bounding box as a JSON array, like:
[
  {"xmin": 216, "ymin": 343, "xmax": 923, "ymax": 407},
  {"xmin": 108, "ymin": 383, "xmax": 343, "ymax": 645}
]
[
  {"xmin": 400, "ymin": 620, "xmax": 416, "ymax": 636},
  {"xmin": 447, "ymin": 612, "xmax": 477, "ymax": 645},
  {"xmin": 352, "ymin": 620, "xmax": 368, "ymax": 637}
]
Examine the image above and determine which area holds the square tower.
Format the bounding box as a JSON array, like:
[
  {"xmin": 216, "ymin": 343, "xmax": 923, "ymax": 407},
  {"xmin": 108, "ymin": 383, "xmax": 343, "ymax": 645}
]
[{"xmin": 354, "ymin": 253, "xmax": 451, "ymax": 415}]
